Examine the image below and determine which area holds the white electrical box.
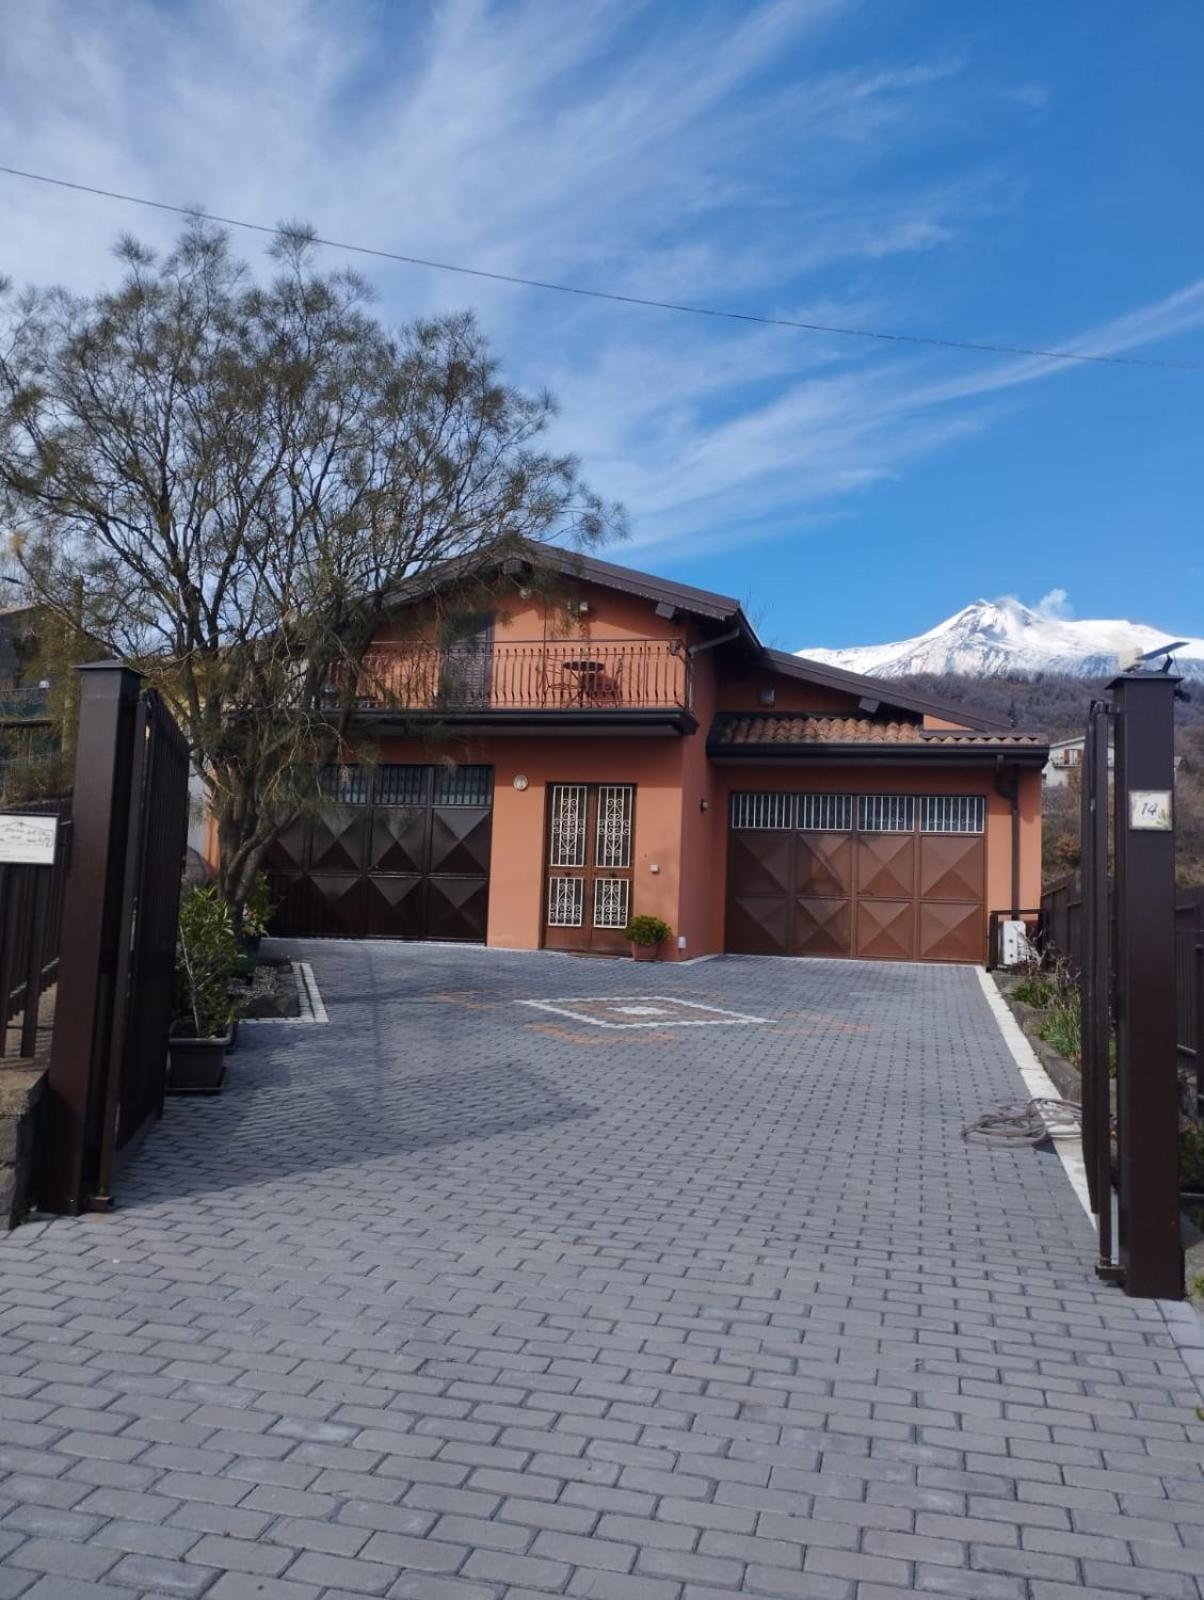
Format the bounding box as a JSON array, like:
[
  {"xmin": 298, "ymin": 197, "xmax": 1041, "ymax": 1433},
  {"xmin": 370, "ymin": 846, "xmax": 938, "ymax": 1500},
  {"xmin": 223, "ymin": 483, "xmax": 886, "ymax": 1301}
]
[{"xmin": 999, "ymin": 919, "xmax": 1036, "ymax": 967}]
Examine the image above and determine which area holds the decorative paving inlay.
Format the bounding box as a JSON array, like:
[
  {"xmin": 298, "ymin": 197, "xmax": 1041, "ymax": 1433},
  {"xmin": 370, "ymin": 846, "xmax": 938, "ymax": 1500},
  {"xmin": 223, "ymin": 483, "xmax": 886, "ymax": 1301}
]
[{"xmin": 518, "ymin": 994, "xmax": 768, "ymax": 1027}]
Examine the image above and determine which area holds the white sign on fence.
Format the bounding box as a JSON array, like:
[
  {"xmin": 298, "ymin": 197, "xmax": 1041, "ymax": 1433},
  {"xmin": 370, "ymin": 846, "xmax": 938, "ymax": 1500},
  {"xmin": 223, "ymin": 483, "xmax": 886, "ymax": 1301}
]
[{"xmin": 0, "ymin": 813, "xmax": 58, "ymax": 865}]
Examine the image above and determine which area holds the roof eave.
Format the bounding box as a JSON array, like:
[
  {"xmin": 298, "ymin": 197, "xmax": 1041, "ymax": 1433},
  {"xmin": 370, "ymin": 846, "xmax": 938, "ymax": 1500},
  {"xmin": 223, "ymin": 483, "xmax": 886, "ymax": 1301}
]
[
  {"xmin": 759, "ymin": 648, "xmax": 1015, "ymax": 733},
  {"xmin": 707, "ymin": 741, "xmax": 1049, "ymax": 764}
]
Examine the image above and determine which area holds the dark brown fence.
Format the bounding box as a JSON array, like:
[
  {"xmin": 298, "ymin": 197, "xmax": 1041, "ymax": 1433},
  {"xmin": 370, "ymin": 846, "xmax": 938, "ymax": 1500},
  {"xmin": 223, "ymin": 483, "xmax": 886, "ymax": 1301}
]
[
  {"xmin": 1040, "ymin": 872, "xmax": 1083, "ymax": 973},
  {"xmin": 0, "ymin": 798, "xmax": 72, "ymax": 1060},
  {"xmin": 1041, "ymin": 872, "xmax": 1204, "ymax": 1102},
  {"xmin": 1176, "ymin": 890, "xmax": 1204, "ymax": 1114}
]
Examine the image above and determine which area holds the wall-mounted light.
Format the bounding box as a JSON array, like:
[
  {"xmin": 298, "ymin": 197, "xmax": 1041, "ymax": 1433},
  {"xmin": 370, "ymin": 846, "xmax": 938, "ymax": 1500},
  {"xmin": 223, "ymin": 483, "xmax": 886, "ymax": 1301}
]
[
  {"xmin": 758, "ymin": 688, "xmax": 776, "ymax": 707},
  {"xmin": 699, "ymin": 798, "xmax": 710, "ymax": 813},
  {"xmin": 513, "ymin": 774, "xmax": 529, "ymax": 791}
]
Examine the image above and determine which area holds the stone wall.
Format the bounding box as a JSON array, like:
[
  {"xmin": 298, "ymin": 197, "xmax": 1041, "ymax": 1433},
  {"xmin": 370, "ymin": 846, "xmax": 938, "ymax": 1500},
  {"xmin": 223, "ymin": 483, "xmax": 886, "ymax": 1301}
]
[{"xmin": 0, "ymin": 1065, "xmax": 46, "ymax": 1229}]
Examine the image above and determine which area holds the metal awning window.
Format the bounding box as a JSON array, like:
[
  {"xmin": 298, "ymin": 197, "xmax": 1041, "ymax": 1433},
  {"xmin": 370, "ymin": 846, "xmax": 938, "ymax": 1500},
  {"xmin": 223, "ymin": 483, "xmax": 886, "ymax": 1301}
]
[
  {"xmin": 730, "ymin": 792, "xmax": 792, "ymax": 830},
  {"xmin": 920, "ymin": 795, "xmax": 985, "ymax": 834},
  {"xmin": 858, "ymin": 794, "xmax": 915, "ymax": 833},
  {"xmin": 797, "ymin": 793, "xmax": 854, "ymax": 832},
  {"xmin": 433, "ymin": 765, "xmax": 493, "ymax": 807}
]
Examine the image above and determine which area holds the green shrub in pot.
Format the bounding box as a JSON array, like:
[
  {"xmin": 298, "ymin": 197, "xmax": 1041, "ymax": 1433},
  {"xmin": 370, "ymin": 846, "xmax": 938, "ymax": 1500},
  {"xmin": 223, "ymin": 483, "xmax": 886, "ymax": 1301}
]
[
  {"xmin": 170, "ymin": 886, "xmax": 245, "ymax": 1094},
  {"xmin": 175, "ymin": 885, "xmax": 243, "ymax": 1038},
  {"xmin": 624, "ymin": 914, "xmax": 672, "ymax": 960}
]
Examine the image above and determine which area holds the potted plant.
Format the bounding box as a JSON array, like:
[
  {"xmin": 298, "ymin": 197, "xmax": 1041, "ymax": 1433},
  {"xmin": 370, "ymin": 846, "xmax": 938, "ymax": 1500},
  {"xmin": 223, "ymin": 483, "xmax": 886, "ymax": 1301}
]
[
  {"xmin": 240, "ymin": 871, "xmax": 276, "ymax": 952},
  {"xmin": 624, "ymin": 914, "xmax": 672, "ymax": 962},
  {"xmin": 168, "ymin": 886, "xmax": 244, "ymax": 1094}
]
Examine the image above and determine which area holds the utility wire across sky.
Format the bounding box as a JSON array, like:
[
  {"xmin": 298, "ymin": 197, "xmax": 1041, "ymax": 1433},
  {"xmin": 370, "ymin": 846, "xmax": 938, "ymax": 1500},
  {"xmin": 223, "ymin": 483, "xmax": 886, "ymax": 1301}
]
[{"xmin": 2, "ymin": 162, "xmax": 1203, "ymax": 374}]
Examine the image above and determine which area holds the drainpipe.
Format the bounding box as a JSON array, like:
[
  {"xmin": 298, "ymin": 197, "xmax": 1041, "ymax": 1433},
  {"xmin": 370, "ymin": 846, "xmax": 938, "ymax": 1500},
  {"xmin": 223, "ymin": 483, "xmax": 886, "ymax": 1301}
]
[{"xmin": 993, "ymin": 757, "xmax": 1022, "ymax": 918}]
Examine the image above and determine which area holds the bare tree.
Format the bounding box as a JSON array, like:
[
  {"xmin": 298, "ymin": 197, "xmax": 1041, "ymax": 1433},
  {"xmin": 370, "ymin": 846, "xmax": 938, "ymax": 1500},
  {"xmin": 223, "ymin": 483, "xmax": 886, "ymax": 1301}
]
[{"xmin": 0, "ymin": 222, "xmax": 621, "ymax": 908}]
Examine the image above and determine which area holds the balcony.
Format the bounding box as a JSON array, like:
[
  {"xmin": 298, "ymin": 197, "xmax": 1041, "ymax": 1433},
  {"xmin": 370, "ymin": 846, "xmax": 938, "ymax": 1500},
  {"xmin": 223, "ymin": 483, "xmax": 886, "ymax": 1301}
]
[
  {"xmin": 0, "ymin": 684, "xmax": 52, "ymax": 723},
  {"xmin": 336, "ymin": 638, "xmax": 695, "ymax": 733}
]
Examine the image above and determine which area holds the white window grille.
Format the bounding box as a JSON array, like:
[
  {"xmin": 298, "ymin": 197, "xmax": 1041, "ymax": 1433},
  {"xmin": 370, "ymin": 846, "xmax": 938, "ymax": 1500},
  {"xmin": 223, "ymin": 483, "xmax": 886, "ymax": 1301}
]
[
  {"xmin": 730, "ymin": 792, "xmax": 793, "ymax": 830},
  {"xmin": 919, "ymin": 795, "xmax": 985, "ymax": 834},
  {"xmin": 595, "ymin": 785, "xmax": 634, "ymax": 868},
  {"xmin": 858, "ymin": 794, "xmax": 915, "ymax": 833},
  {"xmin": 549, "ymin": 784, "xmax": 588, "ymax": 867},
  {"xmin": 593, "ymin": 877, "xmax": 630, "ymax": 929},
  {"xmin": 547, "ymin": 876, "xmax": 584, "ymax": 927},
  {"xmin": 798, "ymin": 793, "xmax": 854, "ymax": 832}
]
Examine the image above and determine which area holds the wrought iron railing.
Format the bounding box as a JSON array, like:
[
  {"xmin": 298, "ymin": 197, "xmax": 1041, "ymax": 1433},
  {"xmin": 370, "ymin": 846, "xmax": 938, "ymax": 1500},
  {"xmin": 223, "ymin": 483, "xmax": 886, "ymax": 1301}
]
[{"xmin": 341, "ymin": 638, "xmax": 690, "ymax": 713}]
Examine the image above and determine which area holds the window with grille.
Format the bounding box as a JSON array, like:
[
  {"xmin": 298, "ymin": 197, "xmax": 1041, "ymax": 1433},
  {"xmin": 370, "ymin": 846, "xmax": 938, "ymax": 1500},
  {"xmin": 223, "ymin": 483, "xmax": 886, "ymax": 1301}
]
[
  {"xmin": 374, "ymin": 765, "xmax": 426, "ymax": 806},
  {"xmin": 919, "ymin": 795, "xmax": 985, "ymax": 834},
  {"xmin": 858, "ymin": 794, "xmax": 915, "ymax": 833},
  {"xmin": 547, "ymin": 876, "xmax": 584, "ymax": 927},
  {"xmin": 321, "ymin": 764, "xmax": 371, "ymax": 805},
  {"xmin": 797, "ymin": 793, "xmax": 854, "ymax": 832},
  {"xmin": 730, "ymin": 792, "xmax": 793, "ymax": 830},
  {"xmin": 549, "ymin": 784, "xmax": 588, "ymax": 866},
  {"xmin": 595, "ymin": 785, "xmax": 634, "ymax": 868},
  {"xmin": 593, "ymin": 877, "xmax": 630, "ymax": 930},
  {"xmin": 433, "ymin": 764, "xmax": 492, "ymax": 807}
]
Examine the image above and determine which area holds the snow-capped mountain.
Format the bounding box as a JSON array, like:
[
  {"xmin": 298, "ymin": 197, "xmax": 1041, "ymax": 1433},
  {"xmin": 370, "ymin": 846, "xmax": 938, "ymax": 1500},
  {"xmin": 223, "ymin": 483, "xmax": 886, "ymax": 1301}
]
[{"xmin": 799, "ymin": 599, "xmax": 1204, "ymax": 682}]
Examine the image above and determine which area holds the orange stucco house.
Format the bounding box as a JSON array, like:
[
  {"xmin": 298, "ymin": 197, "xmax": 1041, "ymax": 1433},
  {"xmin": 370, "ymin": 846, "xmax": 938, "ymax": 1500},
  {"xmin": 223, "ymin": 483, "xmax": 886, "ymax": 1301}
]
[{"xmin": 265, "ymin": 544, "xmax": 1046, "ymax": 965}]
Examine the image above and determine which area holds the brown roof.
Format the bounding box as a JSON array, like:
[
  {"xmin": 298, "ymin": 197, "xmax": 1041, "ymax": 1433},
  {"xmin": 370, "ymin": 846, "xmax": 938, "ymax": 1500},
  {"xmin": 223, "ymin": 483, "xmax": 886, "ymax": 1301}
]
[{"xmin": 710, "ymin": 712, "xmax": 1046, "ymax": 753}]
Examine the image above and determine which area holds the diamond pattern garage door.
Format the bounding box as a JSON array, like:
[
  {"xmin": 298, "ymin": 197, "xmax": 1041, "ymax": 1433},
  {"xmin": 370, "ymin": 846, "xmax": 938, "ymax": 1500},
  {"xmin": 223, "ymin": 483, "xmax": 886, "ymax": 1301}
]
[
  {"xmin": 725, "ymin": 791, "xmax": 985, "ymax": 963},
  {"xmin": 267, "ymin": 764, "xmax": 493, "ymax": 941}
]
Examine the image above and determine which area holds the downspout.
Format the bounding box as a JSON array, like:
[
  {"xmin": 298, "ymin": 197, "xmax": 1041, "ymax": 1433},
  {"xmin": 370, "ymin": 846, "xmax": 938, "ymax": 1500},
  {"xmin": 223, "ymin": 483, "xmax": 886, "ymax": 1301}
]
[{"xmin": 993, "ymin": 757, "xmax": 1021, "ymax": 918}]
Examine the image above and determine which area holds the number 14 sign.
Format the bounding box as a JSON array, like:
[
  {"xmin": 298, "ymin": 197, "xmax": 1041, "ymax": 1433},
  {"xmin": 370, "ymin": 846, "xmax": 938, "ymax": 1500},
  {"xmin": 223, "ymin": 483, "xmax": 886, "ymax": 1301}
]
[{"xmin": 1128, "ymin": 790, "xmax": 1173, "ymax": 831}]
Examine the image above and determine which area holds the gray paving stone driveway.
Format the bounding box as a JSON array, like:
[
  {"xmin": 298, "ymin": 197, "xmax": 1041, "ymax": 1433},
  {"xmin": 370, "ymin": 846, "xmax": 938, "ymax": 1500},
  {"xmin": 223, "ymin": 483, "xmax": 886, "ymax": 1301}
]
[{"xmin": 2, "ymin": 945, "xmax": 1204, "ymax": 1600}]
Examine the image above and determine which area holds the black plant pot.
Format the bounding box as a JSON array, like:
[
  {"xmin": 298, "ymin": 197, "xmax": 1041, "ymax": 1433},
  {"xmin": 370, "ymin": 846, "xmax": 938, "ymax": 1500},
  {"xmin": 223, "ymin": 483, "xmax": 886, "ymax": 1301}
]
[{"xmin": 167, "ymin": 1030, "xmax": 231, "ymax": 1095}]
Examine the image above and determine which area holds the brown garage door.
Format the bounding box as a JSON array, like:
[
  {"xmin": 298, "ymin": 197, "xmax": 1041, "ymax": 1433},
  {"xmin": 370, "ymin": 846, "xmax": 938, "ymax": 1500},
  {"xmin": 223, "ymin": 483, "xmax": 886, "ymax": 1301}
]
[
  {"xmin": 725, "ymin": 791, "xmax": 985, "ymax": 963},
  {"xmin": 266, "ymin": 763, "xmax": 493, "ymax": 941}
]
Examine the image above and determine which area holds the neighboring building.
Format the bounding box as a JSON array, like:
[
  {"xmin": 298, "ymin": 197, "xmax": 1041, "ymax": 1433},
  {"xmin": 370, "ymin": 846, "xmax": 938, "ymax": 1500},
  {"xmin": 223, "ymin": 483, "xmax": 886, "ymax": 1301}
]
[
  {"xmin": 1044, "ymin": 733, "xmax": 1179, "ymax": 788},
  {"xmin": 264, "ymin": 545, "xmax": 1047, "ymax": 965}
]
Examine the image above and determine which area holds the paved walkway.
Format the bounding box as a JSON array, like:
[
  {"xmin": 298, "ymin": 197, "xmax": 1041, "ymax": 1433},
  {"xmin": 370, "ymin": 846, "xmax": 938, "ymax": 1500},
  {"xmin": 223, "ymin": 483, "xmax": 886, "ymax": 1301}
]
[{"xmin": 2, "ymin": 945, "xmax": 1203, "ymax": 1600}]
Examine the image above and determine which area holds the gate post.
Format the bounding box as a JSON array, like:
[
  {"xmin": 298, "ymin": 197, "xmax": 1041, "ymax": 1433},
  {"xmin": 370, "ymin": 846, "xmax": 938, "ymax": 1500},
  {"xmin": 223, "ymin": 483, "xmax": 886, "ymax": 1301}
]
[
  {"xmin": 1110, "ymin": 669, "xmax": 1182, "ymax": 1299},
  {"xmin": 39, "ymin": 663, "xmax": 144, "ymax": 1215}
]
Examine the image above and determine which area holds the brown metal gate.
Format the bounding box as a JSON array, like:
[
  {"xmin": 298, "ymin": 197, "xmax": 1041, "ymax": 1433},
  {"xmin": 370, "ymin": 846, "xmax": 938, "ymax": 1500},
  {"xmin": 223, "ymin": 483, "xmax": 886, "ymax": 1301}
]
[
  {"xmin": 267, "ymin": 763, "xmax": 493, "ymax": 942},
  {"xmin": 41, "ymin": 664, "xmax": 191, "ymax": 1215},
  {"xmin": 726, "ymin": 790, "xmax": 985, "ymax": 963}
]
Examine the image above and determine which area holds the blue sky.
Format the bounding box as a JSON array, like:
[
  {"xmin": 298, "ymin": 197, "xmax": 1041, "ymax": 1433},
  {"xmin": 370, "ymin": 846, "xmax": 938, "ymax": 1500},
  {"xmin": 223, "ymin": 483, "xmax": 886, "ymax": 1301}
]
[{"xmin": 2, "ymin": 0, "xmax": 1202, "ymax": 651}]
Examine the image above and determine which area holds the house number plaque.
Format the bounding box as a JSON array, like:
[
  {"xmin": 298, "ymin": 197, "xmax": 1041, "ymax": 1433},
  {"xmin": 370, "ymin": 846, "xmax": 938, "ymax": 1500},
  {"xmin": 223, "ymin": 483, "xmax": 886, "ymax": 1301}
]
[{"xmin": 1128, "ymin": 790, "xmax": 1172, "ymax": 831}]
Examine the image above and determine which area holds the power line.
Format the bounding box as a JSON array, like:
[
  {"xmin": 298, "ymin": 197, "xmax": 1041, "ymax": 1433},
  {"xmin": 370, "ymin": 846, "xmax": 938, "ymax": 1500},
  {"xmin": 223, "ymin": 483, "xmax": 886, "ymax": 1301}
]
[{"xmin": 2, "ymin": 162, "xmax": 1202, "ymax": 373}]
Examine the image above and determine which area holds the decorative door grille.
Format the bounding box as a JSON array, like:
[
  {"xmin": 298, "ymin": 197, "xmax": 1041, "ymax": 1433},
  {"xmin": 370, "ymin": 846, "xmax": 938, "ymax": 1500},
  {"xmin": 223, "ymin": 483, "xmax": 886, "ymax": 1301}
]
[
  {"xmin": 549, "ymin": 784, "xmax": 588, "ymax": 867},
  {"xmin": 593, "ymin": 877, "xmax": 630, "ymax": 929},
  {"xmin": 547, "ymin": 876, "xmax": 585, "ymax": 927},
  {"xmin": 596, "ymin": 785, "xmax": 634, "ymax": 868}
]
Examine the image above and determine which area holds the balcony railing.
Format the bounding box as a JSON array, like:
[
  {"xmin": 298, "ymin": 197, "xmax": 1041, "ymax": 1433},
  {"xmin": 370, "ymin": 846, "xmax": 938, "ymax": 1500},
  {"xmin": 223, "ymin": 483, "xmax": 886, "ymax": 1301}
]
[
  {"xmin": 339, "ymin": 638, "xmax": 690, "ymax": 715},
  {"xmin": 0, "ymin": 685, "xmax": 51, "ymax": 720}
]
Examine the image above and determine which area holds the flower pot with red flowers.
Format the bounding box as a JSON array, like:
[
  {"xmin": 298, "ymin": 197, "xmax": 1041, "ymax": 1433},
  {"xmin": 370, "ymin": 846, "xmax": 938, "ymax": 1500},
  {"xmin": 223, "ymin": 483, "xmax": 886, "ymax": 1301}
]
[{"xmin": 624, "ymin": 914, "xmax": 672, "ymax": 962}]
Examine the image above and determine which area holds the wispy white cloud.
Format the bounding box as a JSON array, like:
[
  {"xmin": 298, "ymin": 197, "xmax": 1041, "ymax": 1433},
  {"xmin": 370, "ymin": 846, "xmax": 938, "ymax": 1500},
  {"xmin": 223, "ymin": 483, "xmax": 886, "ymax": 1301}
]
[{"xmin": 0, "ymin": 0, "xmax": 1199, "ymax": 570}]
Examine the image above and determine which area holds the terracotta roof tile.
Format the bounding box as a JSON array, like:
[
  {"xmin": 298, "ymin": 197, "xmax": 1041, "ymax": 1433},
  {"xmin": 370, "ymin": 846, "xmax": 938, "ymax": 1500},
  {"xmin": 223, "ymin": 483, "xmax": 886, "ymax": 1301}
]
[{"xmin": 709, "ymin": 713, "xmax": 1045, "ymax": 749}]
